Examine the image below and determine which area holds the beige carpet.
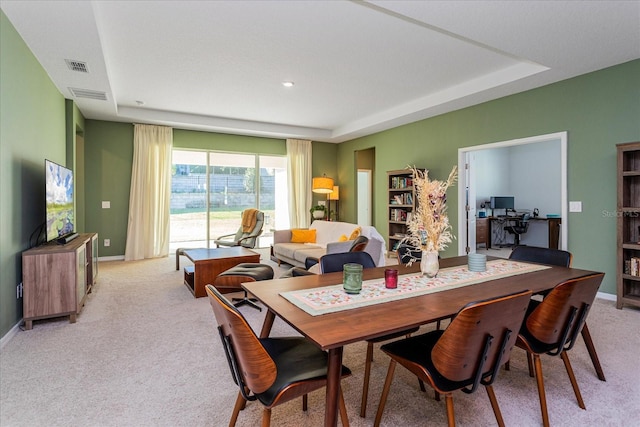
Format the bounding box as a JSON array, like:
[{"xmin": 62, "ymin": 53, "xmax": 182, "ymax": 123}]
[{"xmin": 1, "ymin": 250, "xmax": 639, "ymax": 427}]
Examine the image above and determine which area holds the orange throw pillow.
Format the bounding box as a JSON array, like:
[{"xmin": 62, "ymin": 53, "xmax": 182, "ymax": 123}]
[{"xmin": 291, "ymin": 229, "xmax": 317, "ymax": 243}]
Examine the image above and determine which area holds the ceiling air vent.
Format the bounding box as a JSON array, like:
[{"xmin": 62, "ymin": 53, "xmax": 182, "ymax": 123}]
[
  {"xmin": 68, "ymin": 87, "xmax": 107, "ymax": 101},
  {"xmin": 65, "ymin": 59, "xmax": 89, "ymax": 73}
]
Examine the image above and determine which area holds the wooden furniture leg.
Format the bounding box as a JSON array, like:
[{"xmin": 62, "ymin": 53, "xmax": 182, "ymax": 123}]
[
  {"xmin": 581, "ymin": 323, "xmax": 606, "ymax": 381},
  {"xmin": 260, "ymin": 310, "xmax": 276, "ymax": 338},
  {"xmin": 325, "ymin": 347, "xmax": 343, "ymax": 427}
]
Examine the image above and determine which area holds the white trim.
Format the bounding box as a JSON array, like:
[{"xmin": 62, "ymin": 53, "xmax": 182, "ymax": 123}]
[
  {"xmin": 98, "ymin": 255, "xmax": 125, "ymax": 262},
  {"xmin": 457, "ymin": 131, "xmax": 568, "ymax": 255},
  {"xmin": 596, "ymin": 291, "xmax": 616, "ymax": 302},
  {"xmin": 0, "ymin": 320, "xmax": 22, "ymax": 350}
]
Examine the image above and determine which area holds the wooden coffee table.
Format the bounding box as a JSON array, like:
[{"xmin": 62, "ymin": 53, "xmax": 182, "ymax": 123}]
[{"xmin": 182, "ymin": 247, "xmax": 260, "ymax": 298}]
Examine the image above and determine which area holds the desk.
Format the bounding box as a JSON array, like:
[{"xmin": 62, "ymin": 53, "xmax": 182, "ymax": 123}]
[
  {"xmin": 243, "ymin": 256, "xmax": 601, "ymax": 426},
  {"xmin": 487, "ymin": 216, "xmax": 561, "ymax": 249}
]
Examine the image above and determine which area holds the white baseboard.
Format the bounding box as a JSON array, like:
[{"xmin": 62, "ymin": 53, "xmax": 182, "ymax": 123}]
[
  {"xmin": 0, "ymin": 320, "xmax": 22, "ymax": 350},
  {"xmin": 98, "ymin": 255, "xmax": 125, "ymax": 262},
  {"xmin": 596, "ymin": 291, "xmax": 616, "ymax": 302}
]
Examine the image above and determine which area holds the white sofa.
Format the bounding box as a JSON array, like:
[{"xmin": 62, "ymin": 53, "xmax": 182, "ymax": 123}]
[{"xmin": 270, "ymin": 220, "xmax": 387, "ymax": 268}]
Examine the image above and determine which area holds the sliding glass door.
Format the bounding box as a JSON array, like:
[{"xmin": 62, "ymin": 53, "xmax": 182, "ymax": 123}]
[{"xmin": 170, "ymin": 150, "xmax": 288, "ymax": 251}]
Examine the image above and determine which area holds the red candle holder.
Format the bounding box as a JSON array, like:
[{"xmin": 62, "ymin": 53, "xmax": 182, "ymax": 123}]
[{"xmin": 385, "ymin": 268, "xmax": 398, "ymax": 289}]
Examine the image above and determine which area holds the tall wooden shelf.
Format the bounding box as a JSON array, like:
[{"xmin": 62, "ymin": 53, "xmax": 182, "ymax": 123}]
[
  {"xmin": 617, "ymin": 142, "xmax": 640, "ymax": 309},
  {"xmin": 22, "ymin": 233, "xmax": 98, "ymax": 329},
  {"xmin": 387, "ymin": 169, "xmax": 423, "ymax": 257}
]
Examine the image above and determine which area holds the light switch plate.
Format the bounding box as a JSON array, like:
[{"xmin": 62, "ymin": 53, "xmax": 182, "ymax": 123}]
[
  {"xmin": 569, "ymin": 201, "xmax": 582, "ymax": 212},
  {"xmin": 102, "ymin": 201, "xmax": 111, "ymax": 209}
]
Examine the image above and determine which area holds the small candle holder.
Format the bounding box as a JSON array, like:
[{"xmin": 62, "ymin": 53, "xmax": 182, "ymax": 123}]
[
  {"xmin": 385, "ymin": 268, "xmax": 398, "ymax": 289},
  {"xmin": 343, "ymin": 263, "xmax": 363, "ymax": 294}
]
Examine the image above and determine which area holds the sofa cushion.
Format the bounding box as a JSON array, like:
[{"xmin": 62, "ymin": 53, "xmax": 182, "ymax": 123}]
[
  {"xmin": 292, "ymin": 247, "xmax": 325, "ymax": 264},
  {"xmin": 275, "ymin": 243, "xmax": 321, "ymax": 261}
]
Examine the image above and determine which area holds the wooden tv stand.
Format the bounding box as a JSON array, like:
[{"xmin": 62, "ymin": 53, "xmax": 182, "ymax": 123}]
[{"xmin": 22, "ymin": 233, "xmax": 98, "ymax": 330}]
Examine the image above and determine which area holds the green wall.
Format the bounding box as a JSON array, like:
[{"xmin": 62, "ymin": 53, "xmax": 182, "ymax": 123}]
[
  {"xmin": 311, "ymin": 142, "xmax": 339, "ymax": 208},
  {"xmin": 0, "ymin": 11, "xmax": 68, "ymax": 336},
  {"xmin": 337, "ymin": 59, "xmax": 640, "ymax": 295},
  {"xmin": 84, "ymin": 125, "xmax": 336, "ymax": 256},
  {"xmin": 84, "ymin": 121, "xmax": 134, "ymax": 257}
]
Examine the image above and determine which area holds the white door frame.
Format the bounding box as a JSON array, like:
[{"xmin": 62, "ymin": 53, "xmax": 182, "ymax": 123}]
[{"xmin": 457, "ymin": 131, "xmax": 568, "ymax": 255}]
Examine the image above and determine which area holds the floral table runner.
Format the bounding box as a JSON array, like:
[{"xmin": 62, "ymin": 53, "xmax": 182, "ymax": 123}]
[{"xmin": 280, "ymin": 259, "xmax": 549, "ymax": 316}]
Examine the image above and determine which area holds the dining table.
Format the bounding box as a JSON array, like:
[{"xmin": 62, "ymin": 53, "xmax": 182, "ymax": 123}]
[{"xmin": 242, "ymin": 255, "xmax": 604, "ymax": 427}]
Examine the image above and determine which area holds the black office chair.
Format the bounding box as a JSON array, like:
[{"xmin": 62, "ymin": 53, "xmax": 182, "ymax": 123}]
[{"xmin": 504, "ymin": 213, "xmax": 530, "ymax": 246}]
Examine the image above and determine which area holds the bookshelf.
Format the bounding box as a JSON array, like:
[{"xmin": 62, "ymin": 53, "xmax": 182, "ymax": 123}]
[
  {"xmin": 387, "ymin": 169, "xmax": 423, "ymax": 257},
  {"xmin": 617, "ymin": 142, "xmax": 640, "ymax": 309}
]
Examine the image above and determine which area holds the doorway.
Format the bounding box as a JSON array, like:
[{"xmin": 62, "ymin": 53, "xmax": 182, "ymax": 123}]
[
  {"xmin": 457, "ymin": 132, "xmax": 568, "ymax": 256},
  {"xmin": 355, "ymin": 148, "xmax": 375, "ymax": 226},
  {"xmin": 357, "ymin": 170, "xmax": 372, "ymax": 226}
]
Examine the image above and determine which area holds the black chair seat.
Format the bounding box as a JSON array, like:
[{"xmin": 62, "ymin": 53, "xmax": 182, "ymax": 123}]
[
  {"xmin": 258, "ymin": 337, "xmax": 351, "ymax": 407},
  {"xmin": 380, "ymin": 330, "xmax": 475, "ymax": 393}
]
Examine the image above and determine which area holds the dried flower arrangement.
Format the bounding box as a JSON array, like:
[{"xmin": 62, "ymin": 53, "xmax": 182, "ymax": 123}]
[{"xmin": 401, "ymin": 165, "xmax": 458, "ymax": 262}]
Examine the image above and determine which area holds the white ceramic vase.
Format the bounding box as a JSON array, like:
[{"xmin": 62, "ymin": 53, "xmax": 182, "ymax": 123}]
[
  {"xmin": 421, "ymin": 250, "xmax": 439, "ymax": 278},
  {"xmin": 312, "ymin": 210, "xmax": 325, "ymax": 219}
]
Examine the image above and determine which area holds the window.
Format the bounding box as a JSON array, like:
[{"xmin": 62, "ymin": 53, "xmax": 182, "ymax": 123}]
[{"xmin": 170, "ymin": 150, "xmax": 288, "ymax": 250}]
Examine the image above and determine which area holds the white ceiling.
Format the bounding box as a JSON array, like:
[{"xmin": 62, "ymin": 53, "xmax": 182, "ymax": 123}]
[{"xmin": 2, "ymin": 0, "xmax": 639, "ymax": 143}]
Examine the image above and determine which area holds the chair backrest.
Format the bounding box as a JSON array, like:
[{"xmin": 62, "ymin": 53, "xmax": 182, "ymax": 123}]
[
  {"xmin": 509, "ymin": 246, "xmax": 572, "ymax": 267},
  {"xmin": 396, "ymin": 243, "xmax": 422, "ymax": 264},
  {"xmin": 349, "ymin": 235, "xmax": 369, "ymax": 252},
  {"xmin": 236, "ymin": 210, "xmax": 265, "ymax": 248},
  {"xmin": 206, "ymin": 284, "xmax": 276, "ymax": 395},
  {"xmin": 518, "ymin": 213, "xmax": 531, "ymax": 231},
  {"xmin": 431, "ymin": 289, "xmax": 532, "ymax": 390},
  {"xmin": 319, "ymin": 251, "xmax": 376, "ymax": 274},
  {"xmin": 525, "ymin": 274, "xmax": 604, "ymax": 350}
]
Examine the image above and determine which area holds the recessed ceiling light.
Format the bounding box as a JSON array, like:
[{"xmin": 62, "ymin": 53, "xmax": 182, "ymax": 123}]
[{"xmin": 282, "ymin": 81, "xmax": 294, "ymax": 88}]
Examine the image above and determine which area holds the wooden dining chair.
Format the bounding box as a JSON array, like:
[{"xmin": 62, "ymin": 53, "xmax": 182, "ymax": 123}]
[
  {"xmin": 374, "ymin": 289, "xmax": 533, "ymax": 427},
  {"xmin": 508, "ymin": 246, "xmax": 606, "ymax": 382},
  {"xmin": 206, "ymin": 285, "xmax": 351, "ymax": 427},
  {"xmin": 513, "ymin": 273, "xmax": 604, "ymax": 427}
]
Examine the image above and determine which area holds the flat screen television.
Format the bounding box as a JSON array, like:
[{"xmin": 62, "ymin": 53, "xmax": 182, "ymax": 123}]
[
  {"xmin": 45, "ymin": 159, "xmax": 75, "ymax": 243},
  {"xmin": 490, "ymin": 196, "xmax": 515, "ymax": 210}
]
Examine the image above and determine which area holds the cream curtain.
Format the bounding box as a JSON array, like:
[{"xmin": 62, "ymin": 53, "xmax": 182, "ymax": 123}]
[
  {"xmin": 124, "ymin": 124, "xmax": 173, "ymax": 261},
  {"xmin": 286, "ymin": 139, "xmax": 312, "ymax": 228}
]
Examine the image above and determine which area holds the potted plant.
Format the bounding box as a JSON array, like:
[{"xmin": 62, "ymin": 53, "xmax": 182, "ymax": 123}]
[{"xmin": 310, "ymin": 204, "xmax": 326, "ymax": 220}]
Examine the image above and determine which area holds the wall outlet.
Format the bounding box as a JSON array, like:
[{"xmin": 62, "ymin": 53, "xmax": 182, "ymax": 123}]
[
  {"xmin": 102, "ymin": 201, "xmax": 111, "ymax": 209},
  {"xmin": 569, "ymin": 201, "xmax": 582, "ymax": 212},
  {"xmin": 17, "ymin": 282, "xmax": 23, "ymax": 299},
  {"xmin": 104, "ymin": 239, "xmax": 111, "ymax": 247}
]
